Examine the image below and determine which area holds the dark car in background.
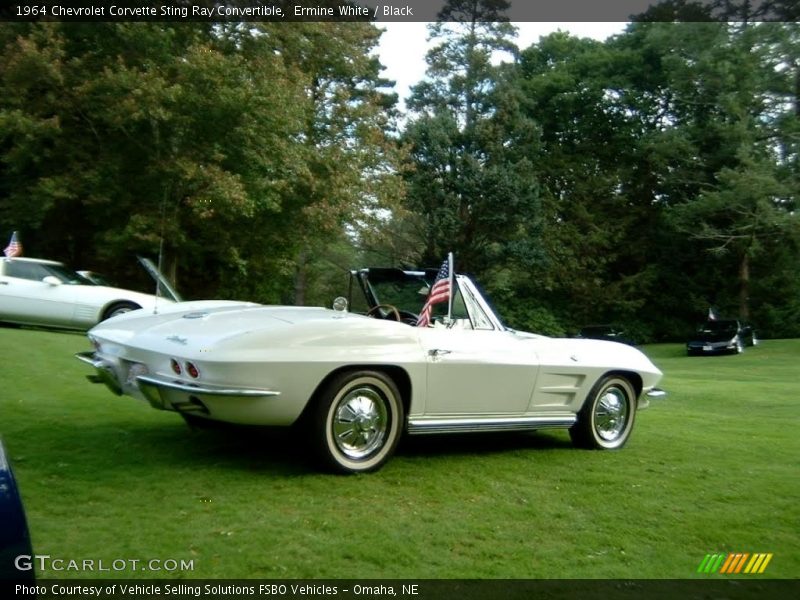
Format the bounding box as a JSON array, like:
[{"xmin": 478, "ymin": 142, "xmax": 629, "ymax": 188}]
[
  {"xmin": 576, "ymin": 324, "xmax": 636, "ymax": 346},
  {"xmin": 686, "ymin": 319, "xmax": 757, "ymax": 355},
  {"xmin": 0, "ymin": 439, "xmax": 33, "ymax": 580}
]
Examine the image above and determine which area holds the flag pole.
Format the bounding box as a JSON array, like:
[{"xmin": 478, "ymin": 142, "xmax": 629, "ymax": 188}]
[{"xmin": 446, "ymin": 252, "xmax": 454, "ymax": 323}]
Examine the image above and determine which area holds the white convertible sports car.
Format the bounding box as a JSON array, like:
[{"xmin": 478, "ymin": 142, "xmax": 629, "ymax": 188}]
[
  {"xmin": 0, "ymin": 256, "xmax": 174, "ymax": 330},
  {"xmin": 76, "ymin": 266, "xmax": 665, "ymax": 473}
]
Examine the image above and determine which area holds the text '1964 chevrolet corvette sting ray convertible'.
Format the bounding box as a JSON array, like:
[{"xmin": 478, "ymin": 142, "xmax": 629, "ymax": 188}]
[{"xmin": 76, "ymin": 261, "xmax": 666, "ymax": 473}]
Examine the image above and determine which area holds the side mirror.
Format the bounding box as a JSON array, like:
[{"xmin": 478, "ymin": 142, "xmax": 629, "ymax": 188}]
[
  {"xmin": 332, "ymin": 297, "xmax": 348, "ymax": 313},
  {"xmin": 42, "ymin": 276, "xmax": 62, "ymax": 286}
]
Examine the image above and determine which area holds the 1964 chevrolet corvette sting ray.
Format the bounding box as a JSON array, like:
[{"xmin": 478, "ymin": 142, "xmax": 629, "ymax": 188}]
[{"xmin": 76, "ymin": 267, "xmax": 665, "ymax": 473}]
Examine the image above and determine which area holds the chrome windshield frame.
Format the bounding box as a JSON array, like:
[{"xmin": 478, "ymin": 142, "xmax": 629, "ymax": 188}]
[{"xmin": 455, "ymin": 275, "xmax": 505, "ymax": 332}]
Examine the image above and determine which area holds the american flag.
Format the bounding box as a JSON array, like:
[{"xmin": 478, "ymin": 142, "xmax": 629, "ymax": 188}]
[
  {"xmin": 3, "ymin": 231, "xmax": 22, "ymax": 257},
  {"xmin": 416, "ymin": 257, "xmax": 452, "ymax": 327}
]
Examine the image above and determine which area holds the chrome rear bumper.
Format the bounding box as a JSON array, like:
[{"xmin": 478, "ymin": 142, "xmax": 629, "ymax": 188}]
[
  {"xmin": 76, "ymin": 351, "xmax": 281, "ymax": 412},
  {"xmin": 135, "ymin": 374, "xmax": 280, "ymax": 413},
  {"xmin": 75, "ymin": 351, "xmax": 122, "ymax": 396},
  {"xmin": 134, "ymin": 374, "xmax": 280, "ymax": 398}
]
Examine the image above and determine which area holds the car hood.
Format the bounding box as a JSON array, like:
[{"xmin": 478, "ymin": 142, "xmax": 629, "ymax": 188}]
[{"xmin": 136, "ymin": 256, "xmax": 182, "ymax": 302}]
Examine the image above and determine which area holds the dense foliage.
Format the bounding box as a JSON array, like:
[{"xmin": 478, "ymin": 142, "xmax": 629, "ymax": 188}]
[
  {"xmin": 508, "ymin": 19, "xmax": 800, "ymax": 340},
  {"xmin": 0, "ymin": 21, "xmax": 403, "ymax": 305},
  {"xmin": 1, "ymin": 3, "xmax": 798, "ymax": 340}
]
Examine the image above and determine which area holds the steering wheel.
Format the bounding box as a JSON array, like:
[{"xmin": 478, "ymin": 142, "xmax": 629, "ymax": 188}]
[{"xmin": 366, "ymin": 304, "xmax": 402, "ymax": 322}]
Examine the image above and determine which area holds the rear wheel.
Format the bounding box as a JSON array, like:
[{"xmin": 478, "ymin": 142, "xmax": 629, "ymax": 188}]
[
  {"xmin": 311, "ymin": 370, "xmax": 404, "ymax": 474},
  {"xmin": 570, "ymin": 375, "xmax": 636, "ymax": 450}
]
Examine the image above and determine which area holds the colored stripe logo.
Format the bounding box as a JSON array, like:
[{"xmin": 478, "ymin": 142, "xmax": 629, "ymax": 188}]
[{"xmin": 697, "ymin": 553, "xmax": 773, "ymax": 574}]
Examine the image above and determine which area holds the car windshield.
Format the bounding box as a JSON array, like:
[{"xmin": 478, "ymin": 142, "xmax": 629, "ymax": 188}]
[
  {"xmin": 700, "ymin": 320, "xmax": 737, "ymax": 333},
  {"xmin": 353, "ymin": 268, "xmax": 502, "ymax": 331},
  {"xmin": 80, "ymin": 271, "xmax": 114, "ymax": 286},
  {"xmin": 370, "ymin": 277, "xmax": 431, "ymax": 313},
  {"xmin": 5, "ymin": 260, "xmax": 96, "ymax": 285},
  {"xmin": 43, "ymin": 263, "xmax": 95, "ymax": 285}
]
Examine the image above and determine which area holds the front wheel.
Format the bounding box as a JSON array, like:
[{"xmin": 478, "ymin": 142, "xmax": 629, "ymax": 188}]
[
  {"xmin": 311, "ymin": 371, "xmax": 404, "ymax": 474},
  {"xmin": 570, "ymin": 375, "xmax": 636, "ymax": 450}
]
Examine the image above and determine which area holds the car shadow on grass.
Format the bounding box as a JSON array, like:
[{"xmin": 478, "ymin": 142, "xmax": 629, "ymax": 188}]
[
  {"xmin": 56, "ymin": 416, "xmax": 577, "ymax": 477},
  {"xmin": 57, "ymin": 418, "xmax": 314, "ymax": 477},
  {"xmin": 50, "ymin": 414, "xmax": 572, "ymax": 477}
]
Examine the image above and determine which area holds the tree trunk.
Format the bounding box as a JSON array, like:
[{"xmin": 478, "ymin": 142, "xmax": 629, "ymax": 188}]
[
  {"xmin": 795, "ymin": 61, "xmax": 800, "ymax": 117},
  {"xmin": 738, "ymin": 252, "xmax": 750, "ymax": 319},
  {"xmin": 294, "ymin": 247, "xmax": 308, "ymax": 306}
]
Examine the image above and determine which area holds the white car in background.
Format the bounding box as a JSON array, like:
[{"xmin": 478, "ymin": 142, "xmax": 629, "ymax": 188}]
[{"xmin": 0, "ymin": 256, "xmax": 174, "ymax": 330}]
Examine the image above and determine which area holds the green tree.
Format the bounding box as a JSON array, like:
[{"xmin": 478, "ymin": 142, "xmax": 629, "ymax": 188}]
[
  {"xmin": 621, "ymin": 21, "xmax": 800, "ymax": 321},
  {"xmin": 258, "ymin": 22, "xmax": 405, "ymax": 304},
  {"xmin": 0, "ymin": 22, "xmax": 403, "ymax": 304},
  {"xmin": 515, "ymin": 32, "xmax": 666, "ymax": 333},
  {"xmin": 0, "ymin": 23, "xmax": 306, "ymax": 297},
  {"xmin": 511, "ymin": 17, "xmax": 799, "ymax": 337},
  {"xmin": 402, "ymin": 0, "xmax": 541, "ymax": 293}
]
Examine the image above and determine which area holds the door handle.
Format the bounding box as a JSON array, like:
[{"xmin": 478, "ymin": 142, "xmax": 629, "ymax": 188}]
[{"xmin": 428, "ymin": 349, "xmax": 452, "ymax": 358}]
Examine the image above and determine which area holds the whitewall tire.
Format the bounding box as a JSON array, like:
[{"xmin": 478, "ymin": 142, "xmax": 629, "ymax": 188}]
[
  {"xmin": 312, "ymin": 371, "xmax": 404, "ymax": 474},
  {"xmin": 570, "ymin": 375, "xmax": 636, "ymax": 450}
]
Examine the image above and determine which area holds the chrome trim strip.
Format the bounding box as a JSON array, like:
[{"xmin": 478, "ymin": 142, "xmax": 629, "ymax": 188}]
[
  {"xmin": 407, "ymin": 415, "xmax": 576, "ymax": 435},
  {"xmin": 455, "ymin": 274, "xmax": 506, "ymax": 331},
  {"xmin": 646, "ymin": 388, "xmax": 667, "ymax": 399},
  {"xmin": 75, "ymin": 351, "xmax": 97, "ymax": 366},
  {"xmin": 135, "ymin": 374, "xmax": 280, "ymax": 398}
]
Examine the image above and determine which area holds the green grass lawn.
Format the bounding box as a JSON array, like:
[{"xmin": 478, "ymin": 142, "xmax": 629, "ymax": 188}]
[{"xmin": 1, "ymin": 327, "xmax": 797, "ymax": 579}]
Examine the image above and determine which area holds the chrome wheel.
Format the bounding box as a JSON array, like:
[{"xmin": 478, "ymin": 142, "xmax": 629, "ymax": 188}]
[
  {"xmin": 571, "ymin": 375, "xmax": 636, "ymax": 450},
  {"xmin": 332, "ymin": 386, "xmax": 388, "ymax": 460},
  {"xmin": 594, "ymin": 386, "xmax": 629, "ymax": 442},
  {"xmin": 313, "ymin": 371, "xmax": 404, "ymax": 473}
]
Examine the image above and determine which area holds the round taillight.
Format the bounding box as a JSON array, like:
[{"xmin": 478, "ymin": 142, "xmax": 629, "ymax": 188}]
[
  {"xmin": 186, "ymin": 362, "xmax": 200, "ymax": 379},
  {"xmin": 170, "ymin": 359, "xmax": 182, "ymax": 375}
]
